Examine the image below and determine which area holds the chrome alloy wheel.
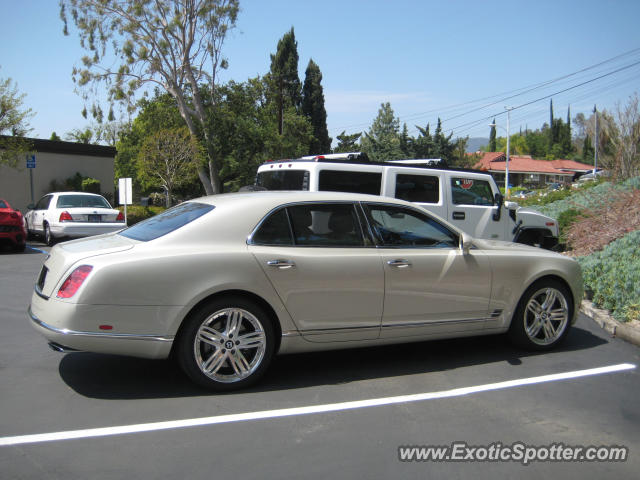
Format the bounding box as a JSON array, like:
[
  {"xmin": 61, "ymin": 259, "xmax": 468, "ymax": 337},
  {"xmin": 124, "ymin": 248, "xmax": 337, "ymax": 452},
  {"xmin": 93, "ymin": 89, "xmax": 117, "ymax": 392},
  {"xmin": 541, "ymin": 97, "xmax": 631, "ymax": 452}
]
[
  {"xmin": 194, "ymin": 308, "xmax": 267, "ymax": 383},
  {"xmin": 523, "ymin": 287, "xmax": 569, "ymax": 346}
]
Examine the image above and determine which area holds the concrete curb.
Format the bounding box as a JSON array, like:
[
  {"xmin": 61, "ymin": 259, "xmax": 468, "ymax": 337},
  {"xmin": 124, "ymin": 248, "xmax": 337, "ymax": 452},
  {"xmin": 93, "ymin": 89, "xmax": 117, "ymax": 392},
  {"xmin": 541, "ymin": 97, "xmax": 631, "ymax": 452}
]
[{"xmin": 580, "ymin": 299, "xmax": 640, "ymax": 347}]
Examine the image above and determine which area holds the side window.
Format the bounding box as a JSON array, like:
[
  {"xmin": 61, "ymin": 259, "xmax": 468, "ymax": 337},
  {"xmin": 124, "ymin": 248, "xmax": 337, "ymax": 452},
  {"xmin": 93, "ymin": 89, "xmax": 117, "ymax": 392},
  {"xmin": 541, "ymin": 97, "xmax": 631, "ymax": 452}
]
[
  {"xmin": 365, "ymin": 204, "xmax": 458, "ymax": 248},
  {"xmin": 318, "ymin": 170, "xmax": 382, "ymax": 195},
  {"xmin": 250, "ymin": 208, "xmax": 293, "ymax": 246},
  {"xmin": 35, "ymin": 195, "xmax": 52, "ymax": 210},
  {"xmin": 395, "ymin": 174, "xmax": 439, "ymax": 203},
  {"xmin": 451, "ymin": 178, "xmax": 494, "ymax": 206},
  {"xmin": 288, "ymin": 203, "xmax": 364, "ymax": 247}
]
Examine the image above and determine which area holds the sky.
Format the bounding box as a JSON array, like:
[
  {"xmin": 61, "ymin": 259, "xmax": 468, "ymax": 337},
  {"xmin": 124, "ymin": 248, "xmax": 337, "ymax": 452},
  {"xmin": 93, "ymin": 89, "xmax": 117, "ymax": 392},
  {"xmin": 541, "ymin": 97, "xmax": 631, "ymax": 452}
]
[{"xmin": 2, "ymin": 0, "xmax": 640, "ymax": 146}]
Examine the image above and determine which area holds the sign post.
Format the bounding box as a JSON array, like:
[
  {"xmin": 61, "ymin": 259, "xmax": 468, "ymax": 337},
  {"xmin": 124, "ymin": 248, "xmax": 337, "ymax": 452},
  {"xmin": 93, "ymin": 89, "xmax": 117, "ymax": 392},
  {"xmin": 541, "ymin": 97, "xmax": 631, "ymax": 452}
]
[
  {"xmin": 26, "ymin": 154, "xmax": 36, "ymax": 204},
  {"xmin": 118, "ymin": 178, "xmax": 133, "ymax": 224}
]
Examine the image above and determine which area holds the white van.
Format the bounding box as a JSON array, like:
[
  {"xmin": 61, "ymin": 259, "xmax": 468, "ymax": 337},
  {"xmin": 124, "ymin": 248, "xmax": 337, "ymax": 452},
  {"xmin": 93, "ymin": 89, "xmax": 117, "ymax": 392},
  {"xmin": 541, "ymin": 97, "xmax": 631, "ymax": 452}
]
[{"xmin": 255, "ymin": 153, "xmax": 559, "ymax": 249}]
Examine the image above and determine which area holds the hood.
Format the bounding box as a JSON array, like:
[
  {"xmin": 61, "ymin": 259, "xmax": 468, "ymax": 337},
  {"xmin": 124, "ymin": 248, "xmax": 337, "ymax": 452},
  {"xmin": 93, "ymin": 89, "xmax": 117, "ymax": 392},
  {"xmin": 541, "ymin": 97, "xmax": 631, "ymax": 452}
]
[
  {"xmin": 472, "ymin": 238, "xmax": 559, "ymax": 255},
  {"xmin": 38, "ymin": 233, "xmax": 136, "ymax": 297}
]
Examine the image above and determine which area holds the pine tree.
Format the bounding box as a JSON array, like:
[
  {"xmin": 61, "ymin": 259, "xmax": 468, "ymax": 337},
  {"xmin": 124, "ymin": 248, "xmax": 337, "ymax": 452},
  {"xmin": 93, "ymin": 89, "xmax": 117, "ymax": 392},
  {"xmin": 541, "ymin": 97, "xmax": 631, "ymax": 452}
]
[
  {"xmin": 335, "ymin": 131, "xmax": 361, "ymax": 153},
  {"xmin": 360, "ymin": 102, "xmax": 403, "ymax": 161},
  {"xmin": 269, "ymin": 28, "xmax": 301, "ymax": 135},
  {"xmin": 302, "ymin": 59, "xmax": 331, "ymax": 154}
]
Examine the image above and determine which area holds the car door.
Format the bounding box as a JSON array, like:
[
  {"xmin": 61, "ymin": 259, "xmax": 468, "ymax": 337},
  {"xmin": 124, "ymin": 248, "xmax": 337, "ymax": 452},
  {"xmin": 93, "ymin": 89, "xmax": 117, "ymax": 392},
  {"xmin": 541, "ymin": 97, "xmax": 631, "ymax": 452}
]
[
  {"xmin": 362, "ymin": 202, "xmax": 492, "ymax": 339},
  {"xmin": 248, "ymin": 202, "xmax": 384, "ymax": 342},
  {"xmin": 447, "ymin": 175, "xmax": 506, "ymax": 241},
  {"xmin": 30, "ymin": 194, "xmax": 53, "ymax": 233}
]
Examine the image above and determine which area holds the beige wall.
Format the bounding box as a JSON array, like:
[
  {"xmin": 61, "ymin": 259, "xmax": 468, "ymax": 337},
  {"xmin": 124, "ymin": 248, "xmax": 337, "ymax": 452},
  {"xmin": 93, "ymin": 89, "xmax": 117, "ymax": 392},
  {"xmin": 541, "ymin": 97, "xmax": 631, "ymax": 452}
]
[{"xmin": 0, "ymin": 152, "xmax": 114, "ymax": 213}]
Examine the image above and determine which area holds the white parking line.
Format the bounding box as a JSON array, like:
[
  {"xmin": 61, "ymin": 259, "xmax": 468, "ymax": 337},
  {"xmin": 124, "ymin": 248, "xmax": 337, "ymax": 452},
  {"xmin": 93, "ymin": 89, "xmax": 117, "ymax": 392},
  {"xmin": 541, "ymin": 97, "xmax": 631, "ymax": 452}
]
[{"xmin": 0, "ymin": 363, "xmax": 635, "ymax": 447}]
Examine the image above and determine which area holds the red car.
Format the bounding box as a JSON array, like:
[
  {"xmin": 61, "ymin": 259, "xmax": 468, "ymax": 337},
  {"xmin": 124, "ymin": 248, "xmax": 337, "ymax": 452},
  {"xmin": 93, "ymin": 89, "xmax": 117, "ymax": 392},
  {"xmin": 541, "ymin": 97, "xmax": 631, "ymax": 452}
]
[{"xmin": 0, "ymin": 198, "xmax": 27, "ymax": 252}]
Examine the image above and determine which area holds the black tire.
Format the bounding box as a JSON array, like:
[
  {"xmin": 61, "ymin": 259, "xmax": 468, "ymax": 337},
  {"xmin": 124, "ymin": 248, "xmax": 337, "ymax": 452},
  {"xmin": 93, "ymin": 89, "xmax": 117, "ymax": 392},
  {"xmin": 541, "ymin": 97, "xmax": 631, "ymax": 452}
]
[
  {"xmin": 15, "ymin": 243, "xmax": 26, "ymax": 253},
  {"xmin": 44, "ymin": 223, "xmax": 55, "ymax": 246},
  {"xmin": 176, "ymin": 296, "xmax": 275, "ymax": 391},
  {"xmin": 508, "ymin": 279, "xmax": 573, "ymax": 351}
]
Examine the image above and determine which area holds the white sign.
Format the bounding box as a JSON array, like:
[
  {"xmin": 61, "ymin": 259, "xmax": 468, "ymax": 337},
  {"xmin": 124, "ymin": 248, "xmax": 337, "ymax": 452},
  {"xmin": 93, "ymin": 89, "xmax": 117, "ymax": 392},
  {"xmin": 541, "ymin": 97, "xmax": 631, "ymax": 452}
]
[{"xmin": 118, "ymin": 178, "xmax": 133, "ymax": 205}]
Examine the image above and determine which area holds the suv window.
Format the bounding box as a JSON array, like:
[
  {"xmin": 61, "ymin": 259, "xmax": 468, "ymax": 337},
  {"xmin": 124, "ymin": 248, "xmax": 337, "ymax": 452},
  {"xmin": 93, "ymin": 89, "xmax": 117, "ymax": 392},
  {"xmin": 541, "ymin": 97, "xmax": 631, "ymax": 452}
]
[
  {"xmin": 394, "ymin": 174, "xmax": 439, "ymax": 203},
  {"xmin": 364, "ymin": 204, "xmax": 458, "ymax": 248},
  {"xmin": 319, "ymin": 170, "xmax": 382, "ymax": 195},
  {"xmin": 250, "ymin": 208, "xmax": 292, "ymax": 245},
  {"xmin": 256, "ymin": 170, "xmax": 309, "ymax": 190},
  {"xmin": 120, "ymin": 202, "xmax": 214, "ymax": 241},
  {"xmin": 451, "ymin": 178, "xmax": 494, "ymax": 206},
  {"xmin": 288, "ymin": 203, "xmax": 364, "ymax": 247}
]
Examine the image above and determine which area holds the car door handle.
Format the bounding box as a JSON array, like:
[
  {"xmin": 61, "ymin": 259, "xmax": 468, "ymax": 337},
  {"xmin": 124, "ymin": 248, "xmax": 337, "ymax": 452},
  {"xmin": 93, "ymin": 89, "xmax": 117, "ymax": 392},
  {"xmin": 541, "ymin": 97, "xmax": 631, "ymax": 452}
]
[
  {"xmin": 267, "ymin": 260, "xmax": 296, "ymax": 269},
  {"xmin": 387, "ymin": 259, "xmax": 411, "ymax": 268},
  {"xmin": 452, "ymin": 211, "xmax": 465, "ymax": 220}
]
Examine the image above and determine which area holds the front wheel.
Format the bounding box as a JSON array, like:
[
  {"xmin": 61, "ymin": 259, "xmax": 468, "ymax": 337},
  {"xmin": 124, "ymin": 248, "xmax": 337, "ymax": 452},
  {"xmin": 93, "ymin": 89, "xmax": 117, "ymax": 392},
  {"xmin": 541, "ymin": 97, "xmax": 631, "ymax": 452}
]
[
  {"xmin": 508, "ymin": 279, "xmax": 573, "ymax": 350},
  {"xmin": 176, "ymin": 297, "xmax": 275, "ymax": 391}
]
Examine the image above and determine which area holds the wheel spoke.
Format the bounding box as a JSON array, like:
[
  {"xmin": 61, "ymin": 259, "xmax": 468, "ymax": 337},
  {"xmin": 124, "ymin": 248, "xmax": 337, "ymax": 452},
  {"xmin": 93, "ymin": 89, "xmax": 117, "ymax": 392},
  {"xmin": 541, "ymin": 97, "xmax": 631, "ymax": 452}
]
[
  {"xmin": 202, "ymin": 349, "xmax": 227, "ymax": 374},
  {"xmin": 542, "ymin": 319, "xmax": 556, "ymax": 340},
  {"xmin": 229, "ymin": 350, "xmax": 251, "ymax": 376},
  {"xmin": 527, "ymin": 318, "xmax": 543, "ymax": 338},
  {"xmin": 550, "ymin": 308, "xmax": 567, "ymax": 321},
  {"xmin": 237, "ymin": 331, "xmax": 265, "ymax": 349},
  {"xmin": 225, "ymin": 310, "xmax": 242, "ymax": 337},
  {"xmin": 526, "ymin": 300, "xmax": 542, "ymax": 316},
  {"xmin": 198, "ymin": 326, "xmax": 223, "ymax": 347},
  {"xmin": 541, "ymin": 289, "xmax": 557, "ymax": 311}
]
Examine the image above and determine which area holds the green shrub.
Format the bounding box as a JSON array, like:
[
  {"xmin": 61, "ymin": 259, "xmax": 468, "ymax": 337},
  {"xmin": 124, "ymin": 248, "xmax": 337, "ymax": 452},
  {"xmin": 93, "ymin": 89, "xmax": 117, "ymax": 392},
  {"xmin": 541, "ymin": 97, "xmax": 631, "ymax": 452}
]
[
  {"xmin": 81, "ymin": 177, "xmax": 101, "ymax": 193},
  {"xmin": 117, "ymin": 205, "xmax": 165, "ymax": 226},
  {"xmin": 578, "ymin": 230, "xmax": 640, "ymax": 322},
  {"xmin": 556, "ymin": 208, "xmax": 583, "ymax": 244}
]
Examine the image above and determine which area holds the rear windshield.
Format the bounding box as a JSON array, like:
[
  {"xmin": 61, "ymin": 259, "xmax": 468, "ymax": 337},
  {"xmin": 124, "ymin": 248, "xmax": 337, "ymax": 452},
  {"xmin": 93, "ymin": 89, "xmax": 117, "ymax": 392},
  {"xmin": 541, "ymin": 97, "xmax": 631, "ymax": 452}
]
[
  {"xmin": 119, "ymin": 202, "xmax": 214, "ymax": 242},
  {"xmin": 0, "ymin": 200, "xmax": 7, "ymax": 209},
  {"xmin": 256, "ymin": 170, "xmax": 308, "ymax": 190},
  {"xmin": 56, "ymin": 195, "xmax": 111, "ymax": 209}
]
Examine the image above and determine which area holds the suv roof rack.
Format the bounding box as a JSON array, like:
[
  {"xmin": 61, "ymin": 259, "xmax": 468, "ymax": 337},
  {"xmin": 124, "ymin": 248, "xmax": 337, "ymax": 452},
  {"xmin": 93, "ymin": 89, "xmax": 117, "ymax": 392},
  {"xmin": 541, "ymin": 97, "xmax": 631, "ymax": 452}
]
[{"xmin": 264, "ymin": 152, "xmax": 488, "ymax": 174}]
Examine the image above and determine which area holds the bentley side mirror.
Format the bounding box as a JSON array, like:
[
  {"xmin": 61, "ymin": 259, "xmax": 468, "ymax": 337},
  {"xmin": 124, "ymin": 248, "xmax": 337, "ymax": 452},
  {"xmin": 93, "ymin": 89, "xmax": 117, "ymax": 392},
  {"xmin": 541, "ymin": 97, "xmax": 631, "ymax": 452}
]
[{"xmin": 460, "ymin": 232, "xmax": 473, "ymax": 254}]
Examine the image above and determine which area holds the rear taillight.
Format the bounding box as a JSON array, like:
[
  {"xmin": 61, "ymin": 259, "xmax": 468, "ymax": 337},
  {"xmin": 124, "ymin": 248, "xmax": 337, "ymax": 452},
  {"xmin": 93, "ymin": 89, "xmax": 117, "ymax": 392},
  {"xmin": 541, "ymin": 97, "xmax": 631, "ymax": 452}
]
[
  {"xmin": 57, "ymin": 265, "xmax": 93, "ymax": 299},
  {"xmin": 59, "ymin": 211, "xmax": 73, "ymax": 222},
  {"xmin": 116, "ymin": 211, "xmax": 125, "ymax": 222}
]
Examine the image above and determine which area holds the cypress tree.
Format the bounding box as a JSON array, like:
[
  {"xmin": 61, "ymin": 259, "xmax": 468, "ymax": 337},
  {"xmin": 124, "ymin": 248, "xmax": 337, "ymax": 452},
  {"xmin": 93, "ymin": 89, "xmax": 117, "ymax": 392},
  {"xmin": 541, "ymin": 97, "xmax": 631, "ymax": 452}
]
[
  {"xmin": 302, "ymin": 59, "xmax": 331, "ymax": 154},
  {"xmin": 269, "ymin": 28, "xmax": 301, "ymax": 135},
  {"xmin": 489, "ymin": 118, "xmax": 497, "ymax": 151}
]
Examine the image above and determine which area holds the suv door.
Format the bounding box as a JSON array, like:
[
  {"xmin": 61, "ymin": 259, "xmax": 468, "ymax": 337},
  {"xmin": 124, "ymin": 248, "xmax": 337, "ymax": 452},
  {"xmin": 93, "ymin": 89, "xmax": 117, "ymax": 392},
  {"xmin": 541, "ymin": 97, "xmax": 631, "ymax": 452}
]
[
  {"xmin": 362, "ymin": 203, "xmax": 492, "ymax": 338},
  {"xmin": 249, "ymin": 202, "xmax": 384, "ymax": 342},
  {"xmin": 447, "ymin": 175, "xmax": 505, "ymax": 240}
]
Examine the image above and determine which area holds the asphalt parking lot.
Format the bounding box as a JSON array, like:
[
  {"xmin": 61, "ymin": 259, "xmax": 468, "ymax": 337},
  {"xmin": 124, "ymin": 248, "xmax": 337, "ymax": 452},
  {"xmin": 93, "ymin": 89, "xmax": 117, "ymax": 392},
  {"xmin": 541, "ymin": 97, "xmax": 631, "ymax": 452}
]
[{"xmin": 1, "ymin": 242, "xmax": 639, "ymax": 479}]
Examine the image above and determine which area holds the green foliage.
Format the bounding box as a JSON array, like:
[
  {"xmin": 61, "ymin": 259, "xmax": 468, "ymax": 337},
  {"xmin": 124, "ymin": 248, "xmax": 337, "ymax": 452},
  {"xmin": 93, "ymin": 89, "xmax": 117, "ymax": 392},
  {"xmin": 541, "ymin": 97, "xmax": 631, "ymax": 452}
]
[
  {"xmin": 556, "ymin": 208, "xmax": 582, "ymax": 244},
  {"xmin": 81, "ymin": 177, "xmax": 101, "ymax": 193},
  {"xmin": 267, "ymin": 27, "xmax": 301, "ymax": 135},
  {"xmin": 0, "ymin": 75, "xmax": 33, "ymax": 167},
  {"xmin": 302, "ymin": 59, "xmax": 331, "ymax": 154},
  {"xmin": 361, "ymin": 102, "xmax": 403, "ymax": 161},
  {"xmin": 117, "ymin": 205, "xmax": 165, "ymax": 226},
  {"xmin": 49, "ymin": 132, "xmax": 61, "ymax": 141},
  {"xmin": 579, "ymin": 230, "xmax": 640, "ymax": 322},
  {"xmin": 334, "ymin": 131, "xmax": 361, "ymax": 153}
]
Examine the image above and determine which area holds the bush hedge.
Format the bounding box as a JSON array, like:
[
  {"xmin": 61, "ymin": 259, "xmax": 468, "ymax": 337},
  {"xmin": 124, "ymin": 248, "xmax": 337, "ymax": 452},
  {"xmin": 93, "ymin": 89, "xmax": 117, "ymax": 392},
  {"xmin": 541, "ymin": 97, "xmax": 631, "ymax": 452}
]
[
  {"xmin": 117, "ymin": 205, "xmax": 165, "ymax": 226},
  {"xmin": 578, "ymin": 230, "xmax": 640, "ymax": 323}
]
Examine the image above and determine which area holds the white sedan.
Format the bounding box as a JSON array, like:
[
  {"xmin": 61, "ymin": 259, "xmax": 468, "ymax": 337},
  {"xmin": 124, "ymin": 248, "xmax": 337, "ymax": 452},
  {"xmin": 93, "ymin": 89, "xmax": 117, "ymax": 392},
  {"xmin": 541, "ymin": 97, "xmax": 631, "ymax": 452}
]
[
  {"xmin": 29, "ymin": 191, "xmax": 583, "ymax": 391},
  {"xmin": 25, "ymin": 192, "xmax": 125, "ymax": 245}
]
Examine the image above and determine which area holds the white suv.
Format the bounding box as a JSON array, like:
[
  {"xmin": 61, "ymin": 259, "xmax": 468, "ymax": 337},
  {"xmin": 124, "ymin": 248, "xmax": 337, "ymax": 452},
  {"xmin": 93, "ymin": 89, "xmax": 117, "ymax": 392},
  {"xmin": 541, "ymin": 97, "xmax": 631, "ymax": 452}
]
[{"xmin": 255, "ymin": 153, "xmax": 559, "ymax": 249}]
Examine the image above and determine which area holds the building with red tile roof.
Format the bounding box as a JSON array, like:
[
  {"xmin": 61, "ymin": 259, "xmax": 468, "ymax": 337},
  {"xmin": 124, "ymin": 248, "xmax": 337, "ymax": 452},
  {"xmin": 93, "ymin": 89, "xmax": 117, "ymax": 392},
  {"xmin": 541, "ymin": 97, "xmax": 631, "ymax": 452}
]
[{"xmin": 471, "ymin": 152, "xmax": 594, "ymax": 187}]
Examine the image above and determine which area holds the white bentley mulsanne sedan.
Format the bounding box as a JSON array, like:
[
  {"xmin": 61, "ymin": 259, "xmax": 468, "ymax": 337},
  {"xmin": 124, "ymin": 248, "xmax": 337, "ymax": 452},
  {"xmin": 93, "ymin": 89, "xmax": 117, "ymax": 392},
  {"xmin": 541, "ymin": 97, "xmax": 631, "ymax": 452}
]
[{"xmin": 29, "ymin": 191, "xmax": 583, "ymax": 390}]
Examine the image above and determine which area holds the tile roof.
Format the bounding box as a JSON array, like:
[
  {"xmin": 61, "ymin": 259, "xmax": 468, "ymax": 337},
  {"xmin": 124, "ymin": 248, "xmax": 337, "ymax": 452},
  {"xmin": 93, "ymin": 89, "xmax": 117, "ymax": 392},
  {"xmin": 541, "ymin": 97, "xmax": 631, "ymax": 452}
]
[{"xmin": 471, "ymin": 152, "xmax": 593, "ymax": 175}]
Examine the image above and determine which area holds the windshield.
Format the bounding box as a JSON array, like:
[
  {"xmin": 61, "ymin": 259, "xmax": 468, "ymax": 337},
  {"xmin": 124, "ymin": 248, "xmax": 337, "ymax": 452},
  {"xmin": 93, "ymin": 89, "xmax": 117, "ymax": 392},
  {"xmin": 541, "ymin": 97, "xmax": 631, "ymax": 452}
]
[
  {"xmin": 256, "ymin": 170, "xmax": 308, "ymax": 190},
  {"xmin": 119, "ymin": 202, "xmax": 214, "ymax": 242},
  {"xmin": 56, "ymin": 195, "xmax": 112, "ymax": 209}
]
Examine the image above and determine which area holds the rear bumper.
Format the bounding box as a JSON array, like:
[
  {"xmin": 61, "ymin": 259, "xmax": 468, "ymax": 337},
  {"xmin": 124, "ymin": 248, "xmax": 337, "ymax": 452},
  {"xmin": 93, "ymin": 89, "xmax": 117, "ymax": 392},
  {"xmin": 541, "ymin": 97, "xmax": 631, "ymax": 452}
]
[
  {"xmin": 28, "ymin": 305, "xmax": 174, "ymax": 359},
  {"xmin": 50, "ymin": 223, "xmax": 125, "ymax": 238}
]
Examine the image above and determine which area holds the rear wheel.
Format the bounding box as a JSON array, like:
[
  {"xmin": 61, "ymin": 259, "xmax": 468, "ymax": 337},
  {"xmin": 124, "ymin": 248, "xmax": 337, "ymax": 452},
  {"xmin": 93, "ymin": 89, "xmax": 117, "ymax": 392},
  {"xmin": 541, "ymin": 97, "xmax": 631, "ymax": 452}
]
[
  {"xmin": 177, "ymin": 297, "xmax": 275, "ymax": 391},
  {"xmin": 508, "ymin": 279, "xmax": 573, "ymax": 350},
  {"xmin": 44, "ymin": 223, "xmax": 55, "ymax": 246}
]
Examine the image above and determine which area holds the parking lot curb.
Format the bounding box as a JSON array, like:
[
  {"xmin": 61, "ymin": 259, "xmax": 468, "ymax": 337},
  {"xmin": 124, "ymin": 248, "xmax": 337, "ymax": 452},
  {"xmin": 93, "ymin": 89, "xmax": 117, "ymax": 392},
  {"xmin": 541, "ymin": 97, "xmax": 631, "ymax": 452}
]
[{"xmin": 581, "ymin": 300, "xmax": 640, "ymax": 347}]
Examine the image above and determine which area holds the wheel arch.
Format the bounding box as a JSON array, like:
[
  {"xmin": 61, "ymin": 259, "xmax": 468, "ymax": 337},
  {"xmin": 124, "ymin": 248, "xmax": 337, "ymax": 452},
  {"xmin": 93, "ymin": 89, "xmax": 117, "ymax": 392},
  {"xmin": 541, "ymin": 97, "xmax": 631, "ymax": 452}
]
[{"xmin": 171, "ymin": 289, "xmax": 283, "ymax": 357}]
